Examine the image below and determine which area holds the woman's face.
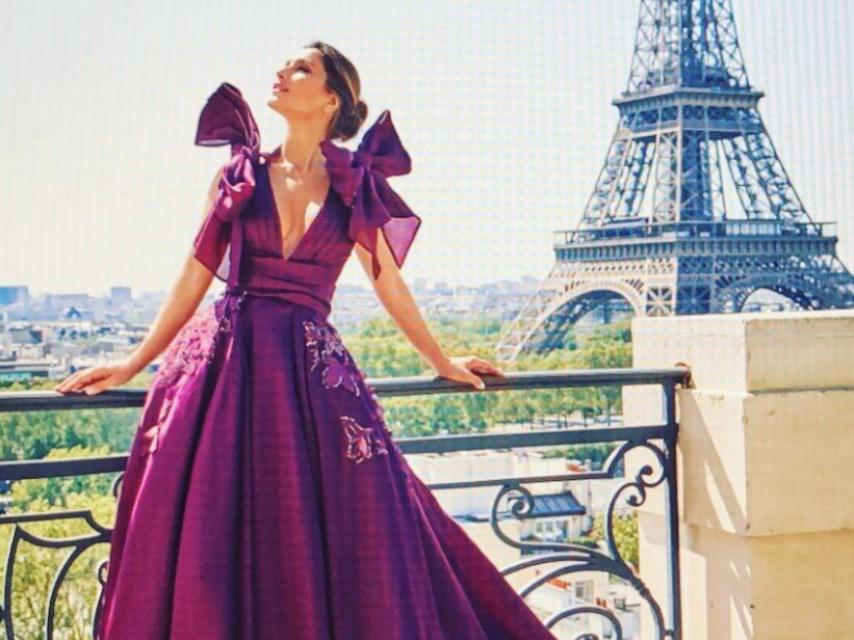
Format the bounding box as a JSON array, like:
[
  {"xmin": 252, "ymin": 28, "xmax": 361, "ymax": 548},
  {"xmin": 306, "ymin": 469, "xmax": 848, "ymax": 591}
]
[{"xmin": 267, "ymin": 47, "xmax": 338, "ymax": 119}]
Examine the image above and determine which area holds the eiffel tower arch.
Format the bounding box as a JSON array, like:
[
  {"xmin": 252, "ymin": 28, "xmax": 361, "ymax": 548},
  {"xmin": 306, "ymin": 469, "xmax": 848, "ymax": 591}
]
[{"xmin": 496, "ymin": 0, "xmax": 854, "ymax": 363}]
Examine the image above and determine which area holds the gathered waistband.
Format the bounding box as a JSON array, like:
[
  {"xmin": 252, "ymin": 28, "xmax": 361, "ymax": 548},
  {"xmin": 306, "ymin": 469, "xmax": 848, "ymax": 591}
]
[{"xmin": 223, "ymin": 287, "xmax": 330, "ymax": 320}]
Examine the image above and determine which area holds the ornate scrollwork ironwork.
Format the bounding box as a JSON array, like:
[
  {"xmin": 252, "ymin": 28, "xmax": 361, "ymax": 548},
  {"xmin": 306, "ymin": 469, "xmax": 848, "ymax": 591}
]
[{"xmin": 486, "ymin": 440, "xmax": 672, "ymax": 639}]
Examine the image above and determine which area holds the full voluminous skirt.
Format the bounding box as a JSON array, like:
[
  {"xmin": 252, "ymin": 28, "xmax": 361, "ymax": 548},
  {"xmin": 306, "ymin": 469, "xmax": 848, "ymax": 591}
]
[{"xmin": 96, "ymin": 292, "xmax": 558, "ymax": 639}]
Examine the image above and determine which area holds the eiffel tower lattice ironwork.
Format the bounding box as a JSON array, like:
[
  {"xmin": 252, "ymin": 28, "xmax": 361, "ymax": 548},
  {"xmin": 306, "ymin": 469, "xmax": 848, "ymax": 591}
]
[{"xmin": 495, "ymin": 0, "xmax": 854, "ymax": 363}]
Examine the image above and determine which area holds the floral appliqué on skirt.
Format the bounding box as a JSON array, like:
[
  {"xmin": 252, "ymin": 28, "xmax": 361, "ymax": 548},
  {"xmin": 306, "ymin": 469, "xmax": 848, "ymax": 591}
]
[
  {"xmin": 302, "ymin": 319, "xmax": 392, "ymax": 464},
  {"xmin": 143, "ymin": 292, "xmax": 248, "ymax": 456}
]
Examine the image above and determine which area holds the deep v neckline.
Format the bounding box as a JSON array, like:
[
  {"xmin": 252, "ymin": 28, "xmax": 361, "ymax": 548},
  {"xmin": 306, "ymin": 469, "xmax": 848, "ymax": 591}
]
[{"xmin": 264, "ymin": 149, "xmax": 334, "ymax": 264}]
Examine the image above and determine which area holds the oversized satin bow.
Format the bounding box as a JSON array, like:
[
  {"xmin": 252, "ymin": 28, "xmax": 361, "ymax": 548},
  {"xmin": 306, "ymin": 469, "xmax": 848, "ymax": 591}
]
[
  {"xmin": 195, "ymin": 81, "xmax": 261, "ymax": 222},
  {"xmin": 194, "ymin": 82, "xmax": 261, "ymax": 286},
  {"xmin": 320, "ymin": 110, "xmax": 422, "ymax": 279}
]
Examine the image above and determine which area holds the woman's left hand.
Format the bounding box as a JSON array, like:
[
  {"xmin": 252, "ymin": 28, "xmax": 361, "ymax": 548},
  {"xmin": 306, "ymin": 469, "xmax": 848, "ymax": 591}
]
[
  {"xmin": 54, "ymin": 358, "xmax": 138, "ymax": 395},
  {"xmin": 434, "ymin": 355, "xmax": 505, "ymax": 390}
]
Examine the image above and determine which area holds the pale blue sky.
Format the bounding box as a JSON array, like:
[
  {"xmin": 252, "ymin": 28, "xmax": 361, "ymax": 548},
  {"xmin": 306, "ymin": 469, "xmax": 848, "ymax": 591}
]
[{"xmin": 2, "ymin": 0, "xmax": 852, "ymax": 296}]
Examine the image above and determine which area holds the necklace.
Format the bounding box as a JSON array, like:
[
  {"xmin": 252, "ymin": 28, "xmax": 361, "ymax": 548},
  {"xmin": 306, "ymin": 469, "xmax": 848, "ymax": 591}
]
[{"xmin": 273, "ymin": 145, "xmax": 318, "ymax": 175}]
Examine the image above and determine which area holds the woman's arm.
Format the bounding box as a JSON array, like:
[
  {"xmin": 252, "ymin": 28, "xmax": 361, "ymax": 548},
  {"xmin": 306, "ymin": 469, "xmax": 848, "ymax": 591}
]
[
  {"xmin": 353, "ymin": 233, "xmax": 503, "ymax": 390},
  {"xmin": 121, "ymin": 251, "xmax": 213, "ymax": 376},
  {"xmin": 55, "ymin": 169, "xmax": 223, "ymax": 394}
]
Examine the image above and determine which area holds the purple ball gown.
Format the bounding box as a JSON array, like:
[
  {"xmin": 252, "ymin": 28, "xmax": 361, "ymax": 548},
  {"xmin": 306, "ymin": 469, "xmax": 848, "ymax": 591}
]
[{"xmin": 96, "ymin": 82, "xmax": 557, "ymax": 639}]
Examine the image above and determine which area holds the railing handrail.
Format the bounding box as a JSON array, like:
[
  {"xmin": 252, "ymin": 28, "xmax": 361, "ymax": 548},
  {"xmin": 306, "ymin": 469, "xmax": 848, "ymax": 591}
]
[
  {"xmin": 0, "ymin": 367, "xmax": 690, "ymax": 483},
  {"xmin": 0, "ymin": 367, "xmax": 690, "ymax": 413}
]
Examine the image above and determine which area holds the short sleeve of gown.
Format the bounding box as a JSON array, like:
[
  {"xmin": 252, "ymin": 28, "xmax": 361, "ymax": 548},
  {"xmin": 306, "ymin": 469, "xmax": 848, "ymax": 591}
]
[
  {"xmin": 372, "ymin": 181, "xmax": 421, "ymax": 273},
  {"xmin": 192, "ymin": 205, "xmax": 231, "ymax": 283}
]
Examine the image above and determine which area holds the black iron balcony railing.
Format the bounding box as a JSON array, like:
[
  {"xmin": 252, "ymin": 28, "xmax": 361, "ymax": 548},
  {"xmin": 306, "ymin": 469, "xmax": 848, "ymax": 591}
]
[{"xmin": 0, "ymin": 367, "xmax": 689, "ymax": 640}]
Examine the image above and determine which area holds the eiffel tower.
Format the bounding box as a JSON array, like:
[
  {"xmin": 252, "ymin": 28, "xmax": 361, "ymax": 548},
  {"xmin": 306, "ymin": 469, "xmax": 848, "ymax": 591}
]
[{"xmin": 495, "ymin": 0, "xmax": 854, "ymax": 363}]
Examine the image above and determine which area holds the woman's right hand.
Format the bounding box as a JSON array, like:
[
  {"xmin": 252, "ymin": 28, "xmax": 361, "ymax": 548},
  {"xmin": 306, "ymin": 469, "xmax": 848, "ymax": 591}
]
[
  {"xmin": 434, "ymin": 355, "xmax": 504, "ymax": 390},
  {"xmin": 54, "ymin": 358, "xmax": 139, "ymax": 395}
]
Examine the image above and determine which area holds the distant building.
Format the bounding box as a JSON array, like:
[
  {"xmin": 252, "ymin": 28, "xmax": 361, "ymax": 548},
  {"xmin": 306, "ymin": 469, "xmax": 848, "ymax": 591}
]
[
  {"xmin": 0, "ymin": 286, "xmax": 30, "ymax": 306},
  {"xmin": 110, "ymin": 286, "xmax": 133, "ymax": 304}
]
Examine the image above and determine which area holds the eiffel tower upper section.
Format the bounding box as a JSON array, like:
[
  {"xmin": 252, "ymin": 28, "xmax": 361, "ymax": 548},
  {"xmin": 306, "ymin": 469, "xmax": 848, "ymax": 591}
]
[
  {"xmin": 586, "ymin": 0, "xmax": 812, "ymax": 228},
  {"xmin": 554, "ymin": 0, "xmax": 854, "ymax": 314},
  {"xmin": 495, "ymin": 0, "xmax": 853, "ymax": 362}
]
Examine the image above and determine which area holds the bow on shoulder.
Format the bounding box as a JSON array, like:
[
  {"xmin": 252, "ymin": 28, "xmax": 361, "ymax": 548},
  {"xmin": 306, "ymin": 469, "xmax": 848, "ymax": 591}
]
[
  {"xmin": 320, "ymin": 110, "xmax": 422, "ymax": 279},
  {"xmin": 192, "ymin": 82, "xmax": 260, "ymax": 287},
  {"xmin": 194, "ymin": 81, "xmax": 261, "ymax": 223}
]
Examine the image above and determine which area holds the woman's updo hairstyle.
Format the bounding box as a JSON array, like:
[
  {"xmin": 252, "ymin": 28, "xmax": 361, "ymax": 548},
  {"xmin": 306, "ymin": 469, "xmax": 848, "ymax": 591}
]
[{"xmin": 305, "ymin": 40, "xmax": 368, "ymax": 142}]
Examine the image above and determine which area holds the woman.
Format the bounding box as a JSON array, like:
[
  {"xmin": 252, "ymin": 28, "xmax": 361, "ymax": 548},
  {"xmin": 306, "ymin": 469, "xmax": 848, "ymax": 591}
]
[{"xmin": 56, "ymin": 41, "xmax": 557, "ymax": 639}]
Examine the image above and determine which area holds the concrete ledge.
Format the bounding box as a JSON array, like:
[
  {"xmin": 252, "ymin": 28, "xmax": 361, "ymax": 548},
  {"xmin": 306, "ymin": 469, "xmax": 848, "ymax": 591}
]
[{"xmin": 627, "ymin": 310, "xmax": 854, "ymax": 639}]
